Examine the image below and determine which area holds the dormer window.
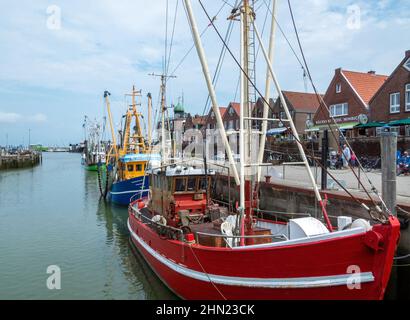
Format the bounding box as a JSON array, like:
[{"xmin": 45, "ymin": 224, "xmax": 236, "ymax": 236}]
[
  {"xmin": 229, "ymin": 107, "xmax": 235, "ymax": 115},
  {"xmin": 211, "ymin": 111, "xmax": 215, "ymax": 118},
  {"xmin": 404, "ymin": 58, "xmax": 410, "ymax": 72},
  {"xmin": 336, "ymin": 83, "xmax": 342, "ymax": 93}
]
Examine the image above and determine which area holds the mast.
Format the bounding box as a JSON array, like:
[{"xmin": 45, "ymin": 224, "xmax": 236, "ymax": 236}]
[
  {"xmin": 257, "ymin": 0, "xmax": 278, "ymax": 182},
  {"xmin": 239, "ymin": 6, "xmax": 246, "ymax": 246},
  {"xmin": 149, "ymin": 73, "xmax": 176, "ymax": 166},
  {"xmin": 104, "ymin": 91, "xmax": 119, "ymax": 162},
  {"xmin": 147, "ymin": 93, "xmax": 153, "ymax": 149},
  {"xmin": 183, "ymin": 0, "xmax": 240, "ymax": 185},
  {"xmin": 122, "ymin": 86, "xmax": 145, "ymax": 156},
  {"xmin": 161, "ymin": 75, "xmax": 166, "ymax": 165}
]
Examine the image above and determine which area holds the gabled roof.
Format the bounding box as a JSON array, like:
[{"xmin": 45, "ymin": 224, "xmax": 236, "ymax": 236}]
[
  {"xmin": 226, "ymin": 102, "xmax": 258, "ymax": 116},
  {"xmin": 282, "ymin": 91, "xmax": 323, "ymax": 113},
  {"xmin": 219, "ymin": 107, "xmax": 228, "ymax": 117},
  {"xmin": 369, "ymin": 50, "xmax": 410, "ymax": 105},
  {"xmin": 206, "ymin": 107, "xmax": 227, "ymax": 120},
  {"xmin": 341, "ymin": 70, "xmax": 388, "ymax": 106},
  {"xmin": 192, "ymin": 115, "xmax": 207, "ymax": 126}
]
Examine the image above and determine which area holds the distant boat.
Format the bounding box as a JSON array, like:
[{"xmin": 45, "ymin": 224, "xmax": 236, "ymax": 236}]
[
  {"xmin": 103, "ymin": 88, "xmax": 160, "ymax": 206},
  {"xmin": 81, "ymin": 117, "xmax": 107, "ymax": 172}
]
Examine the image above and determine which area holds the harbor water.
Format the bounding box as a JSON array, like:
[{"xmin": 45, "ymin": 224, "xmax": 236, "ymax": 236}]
[{"xmin": 0, "ymin": 152, "xmax": 176, "ymax": 300}]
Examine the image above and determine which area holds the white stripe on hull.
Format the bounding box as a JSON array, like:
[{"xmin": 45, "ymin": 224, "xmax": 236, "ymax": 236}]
[
  {"xmin": 128, "ymin": 219, "xmax": 375, "ymax": 289},
  {"xmin": 110, "ymin": 189, "xmax": 149, "ymax": 195}
]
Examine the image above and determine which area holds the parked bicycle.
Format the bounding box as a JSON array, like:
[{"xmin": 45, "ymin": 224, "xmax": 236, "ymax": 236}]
[{"xmin": 359, "ymin": 156, "xmax": 381, "ymax": 172}]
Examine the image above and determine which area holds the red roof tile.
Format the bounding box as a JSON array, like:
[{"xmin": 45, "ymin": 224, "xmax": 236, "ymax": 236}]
[
  {"xmin": 282, "ymin": 91, "xmax": 323, "ymax": 113},
  {"xmin": 341, "ymin": 70, "xmax": 388, "ymax": 105},
  {"xmin": 219, "ymin": 107, "xmax": 228, "ymax": 117},
  {"xmin": 227, "ymin": 102, "xmax": 257, "ymax": 116}
]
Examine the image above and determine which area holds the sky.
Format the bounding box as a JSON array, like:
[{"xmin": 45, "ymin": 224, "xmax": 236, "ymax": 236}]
[{"xmin": 0, "ymin": 0, "xmax": 409, "ymax": 146}]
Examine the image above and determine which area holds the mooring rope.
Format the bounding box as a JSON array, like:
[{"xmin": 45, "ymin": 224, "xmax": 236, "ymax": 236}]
[{"xmin": 189, "ymin": 245, "xmax": 227, "ymax": 300}]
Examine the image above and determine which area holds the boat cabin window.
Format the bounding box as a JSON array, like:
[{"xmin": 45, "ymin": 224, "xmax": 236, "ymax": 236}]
[
  {"xmin": 127, "ymin": 164, "xmax": 134, "ymax": 172},
  {"xmin": 199, "ymin": 177, "xmax": 209, "ymax": 191},
  {"xmin": 136, "ymin": 164, "xmax": 143, "ymax": 172},
  {"xmin": 187, "ymin": 177, "xmax": 196, "ymax": 192},
  {"xmin": 173, "ymin": 176, "xmax": 210, "ymax": 193},
  {"xmin": 175, "ymin": 178, "xmax": 186, "ymax": 192}
]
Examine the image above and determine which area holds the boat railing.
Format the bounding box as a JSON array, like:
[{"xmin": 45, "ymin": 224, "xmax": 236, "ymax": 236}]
[
  {"xmin": 130, "ymin": 204, "xmax": 184, "ymax": 239},
  {"xmin": 194, "ymin": 231, "xmax": 288, "ymax": 242},
  {"xmin": 130, "ymin": 204, "xmax": 288, "ymax": 244},
  {"xmin": 130, "ymin": 188, "xmax": 151, "ymax": 204},
  {"xmin": 255, "ymin": 209, "xmax": 311, "ymax": 218}
]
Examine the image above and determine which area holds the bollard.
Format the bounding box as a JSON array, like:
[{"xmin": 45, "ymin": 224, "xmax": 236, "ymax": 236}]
[
  {"xmin": 380, "ymin": 131, "xmax": 397, "ymax": 215},
  {"xmin": 381, "ymin": 131, "xmax": 398, "ymax": 300}
]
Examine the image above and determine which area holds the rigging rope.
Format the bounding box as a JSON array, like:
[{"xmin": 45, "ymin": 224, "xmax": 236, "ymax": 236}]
[
  {"xmin": 189, "ymin": 245, "xmax": 227, "ymax": 300},
  {"xmin": 202, "ymin": 0, "xmax": 238, "ymax": 118},
  {"xmin": 166, "ymin": 0, "xmax": 180, "ymax": 76}
]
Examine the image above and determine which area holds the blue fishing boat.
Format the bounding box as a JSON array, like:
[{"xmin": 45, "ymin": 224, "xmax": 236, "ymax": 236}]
[
  {"xmin": 102, "ymin": 87, "xmax": 160, "ymax": 206},
  {"xmin": 108, "ymin": 154, "xmax": 161, "ymax": 206}
]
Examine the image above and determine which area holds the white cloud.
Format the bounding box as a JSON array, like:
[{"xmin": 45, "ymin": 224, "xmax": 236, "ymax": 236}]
[
  {"xmin": 0, "ymin": 111, "xmax": 47, "ymax": 124},
  {"xmin": 28, "ymin": 113, "xmax": 47, "ymax": 123},
  {"xmin": 0, "ymin": 112, "xmax": 21, "ymax": 123},
  {"xmin": 0, "ymin": 0, "xmax": 408, "ymax": 145}
]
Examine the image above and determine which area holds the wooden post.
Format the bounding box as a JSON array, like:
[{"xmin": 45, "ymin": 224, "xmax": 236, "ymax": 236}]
[{"xmin": 380, "ymin": 131, "xmax": 397, "ymax": 216}]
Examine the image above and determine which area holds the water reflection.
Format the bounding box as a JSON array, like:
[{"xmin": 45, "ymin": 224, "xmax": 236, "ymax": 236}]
[
  {"xmin": 95, "ymin": 199, "xmax": 176, "ymax": 300},
  {"xmin": 0, "ymin": 153, "xmax": 176, "ymax": 300}
]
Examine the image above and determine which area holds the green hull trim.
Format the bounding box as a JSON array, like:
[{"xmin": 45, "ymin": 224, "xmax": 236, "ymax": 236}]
[{"xmin": 84, "ymin": 164, "xmax": 106, "ymax": 172}]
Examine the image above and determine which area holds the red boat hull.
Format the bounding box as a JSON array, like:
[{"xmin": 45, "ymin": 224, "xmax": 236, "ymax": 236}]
[{"xmin": 128, "ymin": 212, "xmax": 400, "ymax": 300}]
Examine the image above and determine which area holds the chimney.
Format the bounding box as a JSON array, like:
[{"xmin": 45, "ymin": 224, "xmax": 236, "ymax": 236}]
[
  {"xmin": 368, "ymin": 70, "xmax": 376, "ymax": 75},
  {"xmin": 335, "ymin": 68, "xmax": 342, "ymax": 74},
  {"xmin": 406, "ymin": 50, "xmax": 410, "ymax": 58}
]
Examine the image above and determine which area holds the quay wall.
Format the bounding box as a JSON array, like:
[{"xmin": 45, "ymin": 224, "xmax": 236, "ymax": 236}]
[{"xmin": 0, "ymin": 153, "xmax": 42, "ymax": 171}]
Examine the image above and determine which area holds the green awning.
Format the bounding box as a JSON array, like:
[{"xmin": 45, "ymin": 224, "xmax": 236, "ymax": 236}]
[
  {"xmin": 355, "ymin": 121, "xmax": 386, "ymax": 129},
  {"xmin": 306, "ymin": 122, "xmax": 359, "ymax": 132},
  {"xmin": 389, "ymin": 118, "xmax": 410, "ymax": 126},
  {"xmin": 337, "ymin": 122, "xmax": 360, "ymax": 130}
]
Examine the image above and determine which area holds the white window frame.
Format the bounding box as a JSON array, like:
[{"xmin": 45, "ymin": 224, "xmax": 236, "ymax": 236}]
[
  {"xmin": 390, "ymin": 92, "xmax": 400, "ymax": 114},
  {"xmin": 376, "ymin": 126, "xmax": 400, "ymax": 137},
  {"xmin": 406, "ymin": 84, "xmax": 410, "ymax": 111},
  {"xmin": 329, "ymin": 103, "xmax": 348, "ymax": 117},
  {"xmin": 229, "ymin": 120, "xmax": 234, "ymax": 129},
  {"xmin": 406, "ymin": 125, "xmax": 410, "ymax": 137},
  {"xmin": 336, "ymin": 83, "xmax": 342, "ymax": 94},
  {"xmin": 404, "ymin": 58, "xmax": 410, "ymax": 72}
]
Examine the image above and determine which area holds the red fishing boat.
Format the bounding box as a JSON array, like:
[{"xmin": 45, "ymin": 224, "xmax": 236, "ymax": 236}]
[
  {"xmin": 128, "ymin": 0, "xmax": 400, "ymax": 300},
  {"xmin": 128, "ymin": 165, "xmax": 399, "ymax": 300}
]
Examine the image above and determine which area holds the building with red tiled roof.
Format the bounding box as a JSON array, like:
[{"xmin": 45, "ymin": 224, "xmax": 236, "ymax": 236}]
[
  {"xmin": 270, "ymin": 91, "xmax": 322, "ymax": 137},
  {"xmin": 312, "ymin": 68, "xmax": 388, "ymax": 137},
  {"xmin": 369, "ymin": 50, "xmax": 410, "ymax": 137},
  {"xmin": 201, "ymin": 106, "xmax": 228, "ymax": 135}
]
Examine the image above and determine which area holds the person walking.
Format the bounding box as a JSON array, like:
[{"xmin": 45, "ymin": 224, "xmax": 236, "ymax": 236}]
[
  {"xmin": 342, "ymin": 144, "xmax": 351, "ymax": 169},
  {"xmin": 350, "ymin": 152, "xmax": 357, "ymax": 167}
]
